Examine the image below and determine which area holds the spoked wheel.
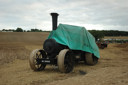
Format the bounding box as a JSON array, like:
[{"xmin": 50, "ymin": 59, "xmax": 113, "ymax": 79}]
[
  {"xmin": 29, "ymin": 49, "xmax": 47, "ymax": 71},
  {"xmin": 58, "ymin": 49, "xmax": 74, "ymax": 73},
  {"xmin": 85, "ymin": 52, "xmax": 98, "ymax": 65}
]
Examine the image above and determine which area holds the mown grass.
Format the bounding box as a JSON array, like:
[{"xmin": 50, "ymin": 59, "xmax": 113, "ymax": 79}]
[
  {"xmin": 0, "ymin": 45, "xmax": 30, "ymax": 65},
  {"xmin": 114, "ymin": 43, "xmax": 128, "ymax": 51}
]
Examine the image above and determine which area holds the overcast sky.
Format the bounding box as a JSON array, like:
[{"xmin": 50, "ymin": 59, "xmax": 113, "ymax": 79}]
[{"xmin": 0, "ymin": 0, "xmax": 128, "ymax": 31}]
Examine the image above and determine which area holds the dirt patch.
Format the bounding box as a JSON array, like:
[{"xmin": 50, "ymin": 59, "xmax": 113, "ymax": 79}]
[
  {"xmin": 0, "ymin": 44, "xmax": 128, "ymax": 85},
  {"xmin": 114, "ymin": 43, "xmax": 128, "ymax": 51}
]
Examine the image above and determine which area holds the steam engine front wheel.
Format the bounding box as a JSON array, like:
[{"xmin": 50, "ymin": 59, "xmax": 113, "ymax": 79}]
[{"xmin": 29, "ymin": 49, "xmax": 46, "ymax": 71}]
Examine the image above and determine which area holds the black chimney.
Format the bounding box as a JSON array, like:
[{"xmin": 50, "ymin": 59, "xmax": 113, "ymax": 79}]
[{"xmin": 50, "ymin": 13, "xmax": 59, "ymax": 30}]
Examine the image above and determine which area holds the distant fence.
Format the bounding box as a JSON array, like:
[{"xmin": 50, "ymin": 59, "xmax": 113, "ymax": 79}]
[{"xmin": 104, "ymin": 39, "xmax": 128, "ymax": 43}]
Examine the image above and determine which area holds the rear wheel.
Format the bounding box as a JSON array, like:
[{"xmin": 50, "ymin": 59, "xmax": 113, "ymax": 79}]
[
  {"xmin": 29, "ymin": 49, "xmax": 46, "ymax": 71},
  {"xmin": 85, "ymin": 52, "xmax": 98, "ymax": 65},
  {"xmin": 58, "ymin": 49, "xmax": 74, "ymax": 73}
]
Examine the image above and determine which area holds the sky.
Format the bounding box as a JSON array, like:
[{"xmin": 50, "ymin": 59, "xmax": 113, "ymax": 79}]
[{"xmin": 0, "ymin": 0, "xmax": 128, "ymax": 31}]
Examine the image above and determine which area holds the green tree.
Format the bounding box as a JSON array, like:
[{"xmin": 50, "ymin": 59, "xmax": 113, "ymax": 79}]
[
  {"xmin": 89, "ymin": 30, "xmax": 104, "ymax": 41},
  {"xmin": 2, "ymin": 29, "xmax": 6, "ymax": 31},
  {"xmin": 30, "ymin": 28, "xmax": 43, "ymax": 32},
  {"xmin": 16, "ymin": 27, "xmax": 23, "ymax": 32}
]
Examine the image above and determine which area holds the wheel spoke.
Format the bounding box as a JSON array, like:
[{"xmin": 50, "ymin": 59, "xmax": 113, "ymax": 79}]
[
  {"xmin": 36, "ymin": 53, "xmax": 38, "ymax": 58},
  {"xmin": 34, "ymin": 60, "xmax": 37, "ymax": 64},
  {"xmin": 64, "ymin": 53, "xmax": 73, "ymax": 72},
  {"xmin": 58, "ymin": 49, "xmax": 74, "ymax": 73},
  {"xmin": 36, "ymin": 53, "xmax": 41, "ymax": 58}
]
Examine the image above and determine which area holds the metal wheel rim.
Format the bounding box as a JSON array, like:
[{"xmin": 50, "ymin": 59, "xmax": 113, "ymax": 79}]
[
  {"xmin": 58, "ymin": 49, "xmax": 74, "ymax": 73},
  {"xmin": 29, "ymin": 49, "xmax": 46, "ymax": 71},
  {"xmin": 64, "ymin": 52, "xmax": 74, "ymax": 73}
]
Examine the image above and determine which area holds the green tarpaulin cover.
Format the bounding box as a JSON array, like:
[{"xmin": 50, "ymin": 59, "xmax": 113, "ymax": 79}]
[{"xmin": 48, "ymin": 24, "xmax": 100, "ymax": 58}]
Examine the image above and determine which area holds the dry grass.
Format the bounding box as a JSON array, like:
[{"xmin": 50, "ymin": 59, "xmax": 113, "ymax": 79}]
[
  {"xmin": 0, "ymin": 32, "xmax": 128, "ymax": 85},
  {"xmin": 114, "ymin": 43, "xmax": 128, "ymax": 48},
  {"xmin": 104, "ymin": 36, "xmax": 128, "ymax": 39},
  {"xmin": 0, "ymin": 32, "xmax": 49, "ymax": 65},
  {"xmin": 0, "ymin": 32, "xmax": 49, "ymax": 43},
  {"xmin": 0, "ymin": 43, "xmax": 128, "ymax": 85},
  {"xmin": 114, "ymin": 43, "xmax": 128, "ymax": 51},
  {"xmin": 0, "ymin": 44, "xmax": 30, "ymax": 65}
]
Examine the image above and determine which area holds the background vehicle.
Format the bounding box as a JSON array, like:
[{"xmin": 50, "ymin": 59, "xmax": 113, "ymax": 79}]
[{"xmin": 96, "ymin": 39, "xmax": 108, "ymax": 49}]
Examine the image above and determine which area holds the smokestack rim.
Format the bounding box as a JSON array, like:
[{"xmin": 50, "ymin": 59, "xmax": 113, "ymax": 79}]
[{"xmin": 50, "ymin": 13, "xmax": 59, "ymax": 16}]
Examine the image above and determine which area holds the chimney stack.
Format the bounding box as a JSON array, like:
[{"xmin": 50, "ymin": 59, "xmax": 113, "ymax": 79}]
[{"xmin": 50, "ymin": 13, "xmax": 59, "ymax": 30}]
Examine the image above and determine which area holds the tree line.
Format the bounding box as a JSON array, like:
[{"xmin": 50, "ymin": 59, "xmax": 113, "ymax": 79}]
[
  {"xmin": 1, "ymin": 28, "xmax": 50, "ymax": 32},
  {"xmin": 1, "ymin": 28, "xmax": 128, "ymax": 40},
  {"xmin": 88, "ymin": 30, "xmax": 128, "ymax": 41}
]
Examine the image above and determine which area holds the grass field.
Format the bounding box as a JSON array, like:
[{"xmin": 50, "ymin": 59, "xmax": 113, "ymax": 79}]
[
  {"xmin": 0, "ymin": 32, "xmax": 49, "ymax": 65},
  {"xmin": 0, "ymin": 32, "xmax": 128, "ymax": 85},
  {"xmin": 104, "ymin": 36, "xmax": 128, "ymax": 39}
]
